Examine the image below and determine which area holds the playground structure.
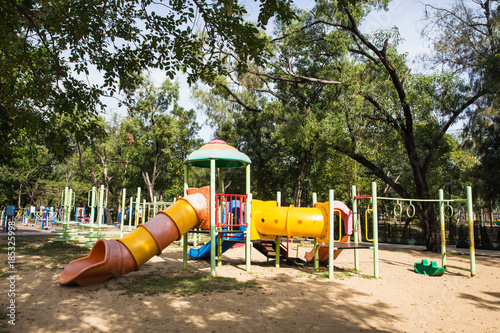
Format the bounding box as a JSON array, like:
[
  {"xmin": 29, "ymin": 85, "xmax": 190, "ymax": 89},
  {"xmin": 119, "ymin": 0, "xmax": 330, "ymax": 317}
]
[
  {"xmin": 59, "ymin": 140, "xmax": 378, "ymax": 285},
  {"xmin": 55, "ymin": 140, "xmax": 476, "ymax": 285},
  {"xmin": 1, "ymin": 205, "xmax": 61, "ymax": 230}
]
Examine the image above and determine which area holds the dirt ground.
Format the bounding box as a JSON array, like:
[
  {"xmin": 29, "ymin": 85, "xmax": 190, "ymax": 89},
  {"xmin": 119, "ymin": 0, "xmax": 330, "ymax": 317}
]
[{"xmin": 1, "ymin": 225, "xmax": 500, "ymax": 333}]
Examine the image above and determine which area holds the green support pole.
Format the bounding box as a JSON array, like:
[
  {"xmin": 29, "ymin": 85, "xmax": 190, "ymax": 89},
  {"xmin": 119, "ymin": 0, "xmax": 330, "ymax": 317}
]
[
  {"xmin": 129, "ymin": 196, "xmax": 133, "ymax": 232},
  {"xmin": 97, "ymin": 185, "xmax": 104, "ymax": 225},
  {"xmin": 246, "ymin": 193, "xmax": 252, "ymax": 272},
  {"xmin": 135, "ymin": 187, "xmax": 141, "ymax": 228},
  {"xmin": 89, "ymin": 186, "xmax": 96, "ymax": 224},
  {"xmin": 120, "ymin": 188, "xmax": 126, "ymax": 238},
  {"xmin": 439, "ymin": 189, "xmax": 446, "ymax": 268},
  {"xmin": 218, "ymin": 168, "xmax": 223, "ymax": 267},
  {"xmin": 245, "ymin": 163, "xmax": 251, "ymax": 272},
  {"xmin": 352, "ymin": 185, "xmax": 359, "ymax": 272},
  {"xmin": 372, "ymin": 182, "xmax": 379, "ymax": 278},
  {"xmin": 275, "ymin": 191, "xmax": 281, "ymax": 268},
  {"xmin": 64, "ymin": 187, "xmax": 69, "ymax": 223},
  {"xmin": 328, "ymin": 190, "xmax": 334, "ymax": 279},
  {"xmin": 467, "ymin": 186, "xmax": 476, "ymax": 276},
  {"xmin": 183, "ymin": 164, "xmax": 189, "ymax": 270},
  {"xmin": 142, "ymin": 199, "xmax": 146, "ymax": 224},
  {"xmin": 153, "ymin": 196, "xmax": 158, "ymax": 216},
  {"xmin": 210, "ymin": 159, "xmax": 216, "ymax": 276},
  {"xmin": 313, "ymin": 192, "xmax": 319, "ymax": 272}
]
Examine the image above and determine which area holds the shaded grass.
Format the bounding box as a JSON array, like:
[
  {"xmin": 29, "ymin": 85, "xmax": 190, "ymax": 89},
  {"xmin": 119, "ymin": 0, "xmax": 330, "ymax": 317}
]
[
  {"xmin": 316, "ymin": 267, "xmax": 375, "ymax": 280},
  {"xmin": 113, "ymin": 272, "xmax": 261, "ymax": 296},
  {"xmin": 0, "ymin": 309, "xmax": 10, "ymax": 333},
  {"xmin": 0, "ymin": 235, "xmax": 89, "ymax": 271}
]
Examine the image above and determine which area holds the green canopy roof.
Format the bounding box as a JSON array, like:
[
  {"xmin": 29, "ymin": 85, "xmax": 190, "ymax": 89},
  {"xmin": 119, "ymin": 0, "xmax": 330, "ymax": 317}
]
[{"xmin": 183, "ymin": 140, "xmax": 251, "ymax": 168}]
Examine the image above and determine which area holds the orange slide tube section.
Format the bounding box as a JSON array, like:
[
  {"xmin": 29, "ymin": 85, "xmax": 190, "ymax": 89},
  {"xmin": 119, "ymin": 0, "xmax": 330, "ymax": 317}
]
[{"xmin": 59, "ymin": 190, "xmax": 209, "ymax": 286}]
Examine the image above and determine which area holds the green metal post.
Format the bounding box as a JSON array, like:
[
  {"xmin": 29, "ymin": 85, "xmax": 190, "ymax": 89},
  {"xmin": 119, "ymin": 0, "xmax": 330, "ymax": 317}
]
[
  {"xmin": 120, "ymin": 188, "xmax": 126, "ymax": 238},
  {"xmin": 328, "ymin": 189, "xmax": 334, "ymax": 279},
  {"xmin": 142, "ymin": 199, "xmax": 146, "ymax": 224},
  {"xmin": 371, "ymin": 182, "xmax": 379, "ymax": 278},
  {"xmin": 275, "ymin": 191, "xmax": 281, "ymax": 268},
  {"xmin": 153, "ymin": 196, "xmax": 157, "ymax": 216},
  {"xmin": 183, "ymin": 164, "xmax": 189, "ymax": 270},
  {"xmin": 467, "ymin": 186, "xmax": 476, "ymax": 276},
  {"xmin": 210, "ymin": 159, "xmax": 216, "ymax": 276},
  {"xmin": 129, "ymin": 196, "xmax": 133, "ymax": 232},
  {"xmin": 352, "ymin": 185, "xmax": 359, "ymax": 272},
  {"xmin": 135, "ymin": 187, "xmax": 141, "ymax": 228},
  {"xmin": 439, "ymin": 189, "xmax": 447, "ymax": 268},
  {"xmin": 64, "ymin": 187, "xmax": 69, "ymax": 223},
  {"xmin": 89, "ymin": 186, "xmax": 96, "ymax": 224},
  {"xmin": 245, "ymin": 163, "xmax": 251, "ymax": 272},
  {"xmin": 97, "ymin": 185, "xmax": 104, "ymax": 225},
  {"xmin": 218, "ymin": 168, "xmax": 224, "ymax": 267},
  {"xmin": 69, "ymin": 188, "xmax": 75, "ymax": 222},
  {"xmin": 313, "ymin": 192, "xmax": 319, "ymax": 272}
]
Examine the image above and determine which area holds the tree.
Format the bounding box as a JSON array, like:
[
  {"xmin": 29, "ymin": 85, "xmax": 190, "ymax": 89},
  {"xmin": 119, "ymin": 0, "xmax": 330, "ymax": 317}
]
[
  {"xmin": 0, "ymin": 143, "xmax": 57, "ymax": 206},
  {"xmin": 1, "ymin": 0, "xmax": 296, "ymax": 163},
  {"xmin": 122, "ymin": 76, "xmax": 203, "ymax": 201},
  {"xmin": 423, "ymin": 0, "xmax": 499, "ymax": 93},
  {"xmin": 424, "ymin": 0, "xmax": 500, "ymax": 209},
  {"xmin": 203, "ymin": 1, "xmax": 489, "ymax": 251}
]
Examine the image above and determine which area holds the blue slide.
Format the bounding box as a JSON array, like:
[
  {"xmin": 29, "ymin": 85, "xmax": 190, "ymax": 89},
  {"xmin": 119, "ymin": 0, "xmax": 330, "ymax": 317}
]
[
  {"xmin": 188, "ymin": 200, "xmax": 246, "ymax": 260},
  {"xmin": 188, "ymin": 232, "xmax": 245, "ymax": 259}
]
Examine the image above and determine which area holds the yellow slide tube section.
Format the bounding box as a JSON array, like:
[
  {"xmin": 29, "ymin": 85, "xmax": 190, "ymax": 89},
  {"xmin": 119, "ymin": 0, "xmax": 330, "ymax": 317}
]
[
  {"xmin": 119, "ymin": 227, "xmax": 160, "ymax": 267},
  {"xmin": 251, "ymin": 200, "xmax": 330, "ymax": 242}
]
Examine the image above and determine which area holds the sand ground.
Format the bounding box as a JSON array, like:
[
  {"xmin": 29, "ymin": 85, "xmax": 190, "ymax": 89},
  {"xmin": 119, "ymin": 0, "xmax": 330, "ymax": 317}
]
[{"xmin": 1, "ymin": 224, "xmax": 499, "ymax": 333}]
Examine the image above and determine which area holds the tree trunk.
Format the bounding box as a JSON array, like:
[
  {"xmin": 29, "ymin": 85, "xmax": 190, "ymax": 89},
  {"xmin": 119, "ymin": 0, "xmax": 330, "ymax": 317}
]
[
  {"xmin": 142, "ymin": 171, "xmax": 154, "ymax": 203},
  {"xmin": 293, "ymin": 153, "xmax": 309, "ymax": 207},
  {"xmin": 416, "ymin": 202, "xmax": 440, "ymax": 252},
  {"xmin": 17, "ymin": 184, "xmax": 22, "ymax": 207}
]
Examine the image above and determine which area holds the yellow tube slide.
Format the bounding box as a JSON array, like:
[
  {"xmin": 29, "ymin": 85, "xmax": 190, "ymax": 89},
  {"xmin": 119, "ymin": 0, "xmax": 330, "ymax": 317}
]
[{"xmin": 250, "ymin": 200, "xmax": 351, "ymax": 244}]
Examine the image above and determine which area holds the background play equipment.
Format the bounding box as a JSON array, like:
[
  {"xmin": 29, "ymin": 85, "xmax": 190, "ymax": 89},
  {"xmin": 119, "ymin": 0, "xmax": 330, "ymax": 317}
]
[
  {"xmin": 414, "ymin": 259, "xmax": 445, "ymax": 276},
  {"xmin": 59, "ymin": 191, "xmax": 209, "ymax": 286},
  {"xmin": 1, "ymin": 205, "xmax": 16, "ymax": 232},
  {"xmin": 78, "ymin": 185, "xmax": 114, "ymax": 247},
  {"xmin": 51, "ymin": 187, "xmax": 79, "ymax": 242}
]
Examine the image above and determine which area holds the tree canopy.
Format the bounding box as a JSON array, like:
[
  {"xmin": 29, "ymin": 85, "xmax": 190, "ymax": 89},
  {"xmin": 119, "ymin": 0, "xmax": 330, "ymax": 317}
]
[{"xmin": 0, "ymin": 0, "xmax": 296, "ymax": 162}]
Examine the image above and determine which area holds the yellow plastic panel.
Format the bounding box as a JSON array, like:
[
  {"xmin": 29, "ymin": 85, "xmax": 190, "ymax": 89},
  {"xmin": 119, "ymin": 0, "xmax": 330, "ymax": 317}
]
[
  {"xmin": 162, "ymin": 198, "xmax": 199, "ymax": 236},
  {"xmin": 286, "ymin": 207, "xmax": 326, "ymax": 237},
  {"xmin": 119, "ymin": 226, "xmax": 160, "ymax": 267},
  {"xmin": 252, "ymin": 200, "xmax": 329, "ymax": 239}
]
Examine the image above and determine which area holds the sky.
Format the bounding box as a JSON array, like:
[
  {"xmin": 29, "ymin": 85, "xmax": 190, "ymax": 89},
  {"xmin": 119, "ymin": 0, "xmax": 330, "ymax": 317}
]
[{"xmin": 101, "ymin": 0, "xmax": 451, "ymax": 142}]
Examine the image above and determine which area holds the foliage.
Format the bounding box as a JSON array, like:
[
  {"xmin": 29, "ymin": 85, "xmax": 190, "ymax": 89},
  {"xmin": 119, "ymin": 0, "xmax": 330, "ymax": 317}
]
[
  {"xmin": 0, "ymin": 0, "xmax": 295, "ymax": 167},
  {"xmin": 424, "ymin": 0, "xmax": 500, "ymax": 208}
]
